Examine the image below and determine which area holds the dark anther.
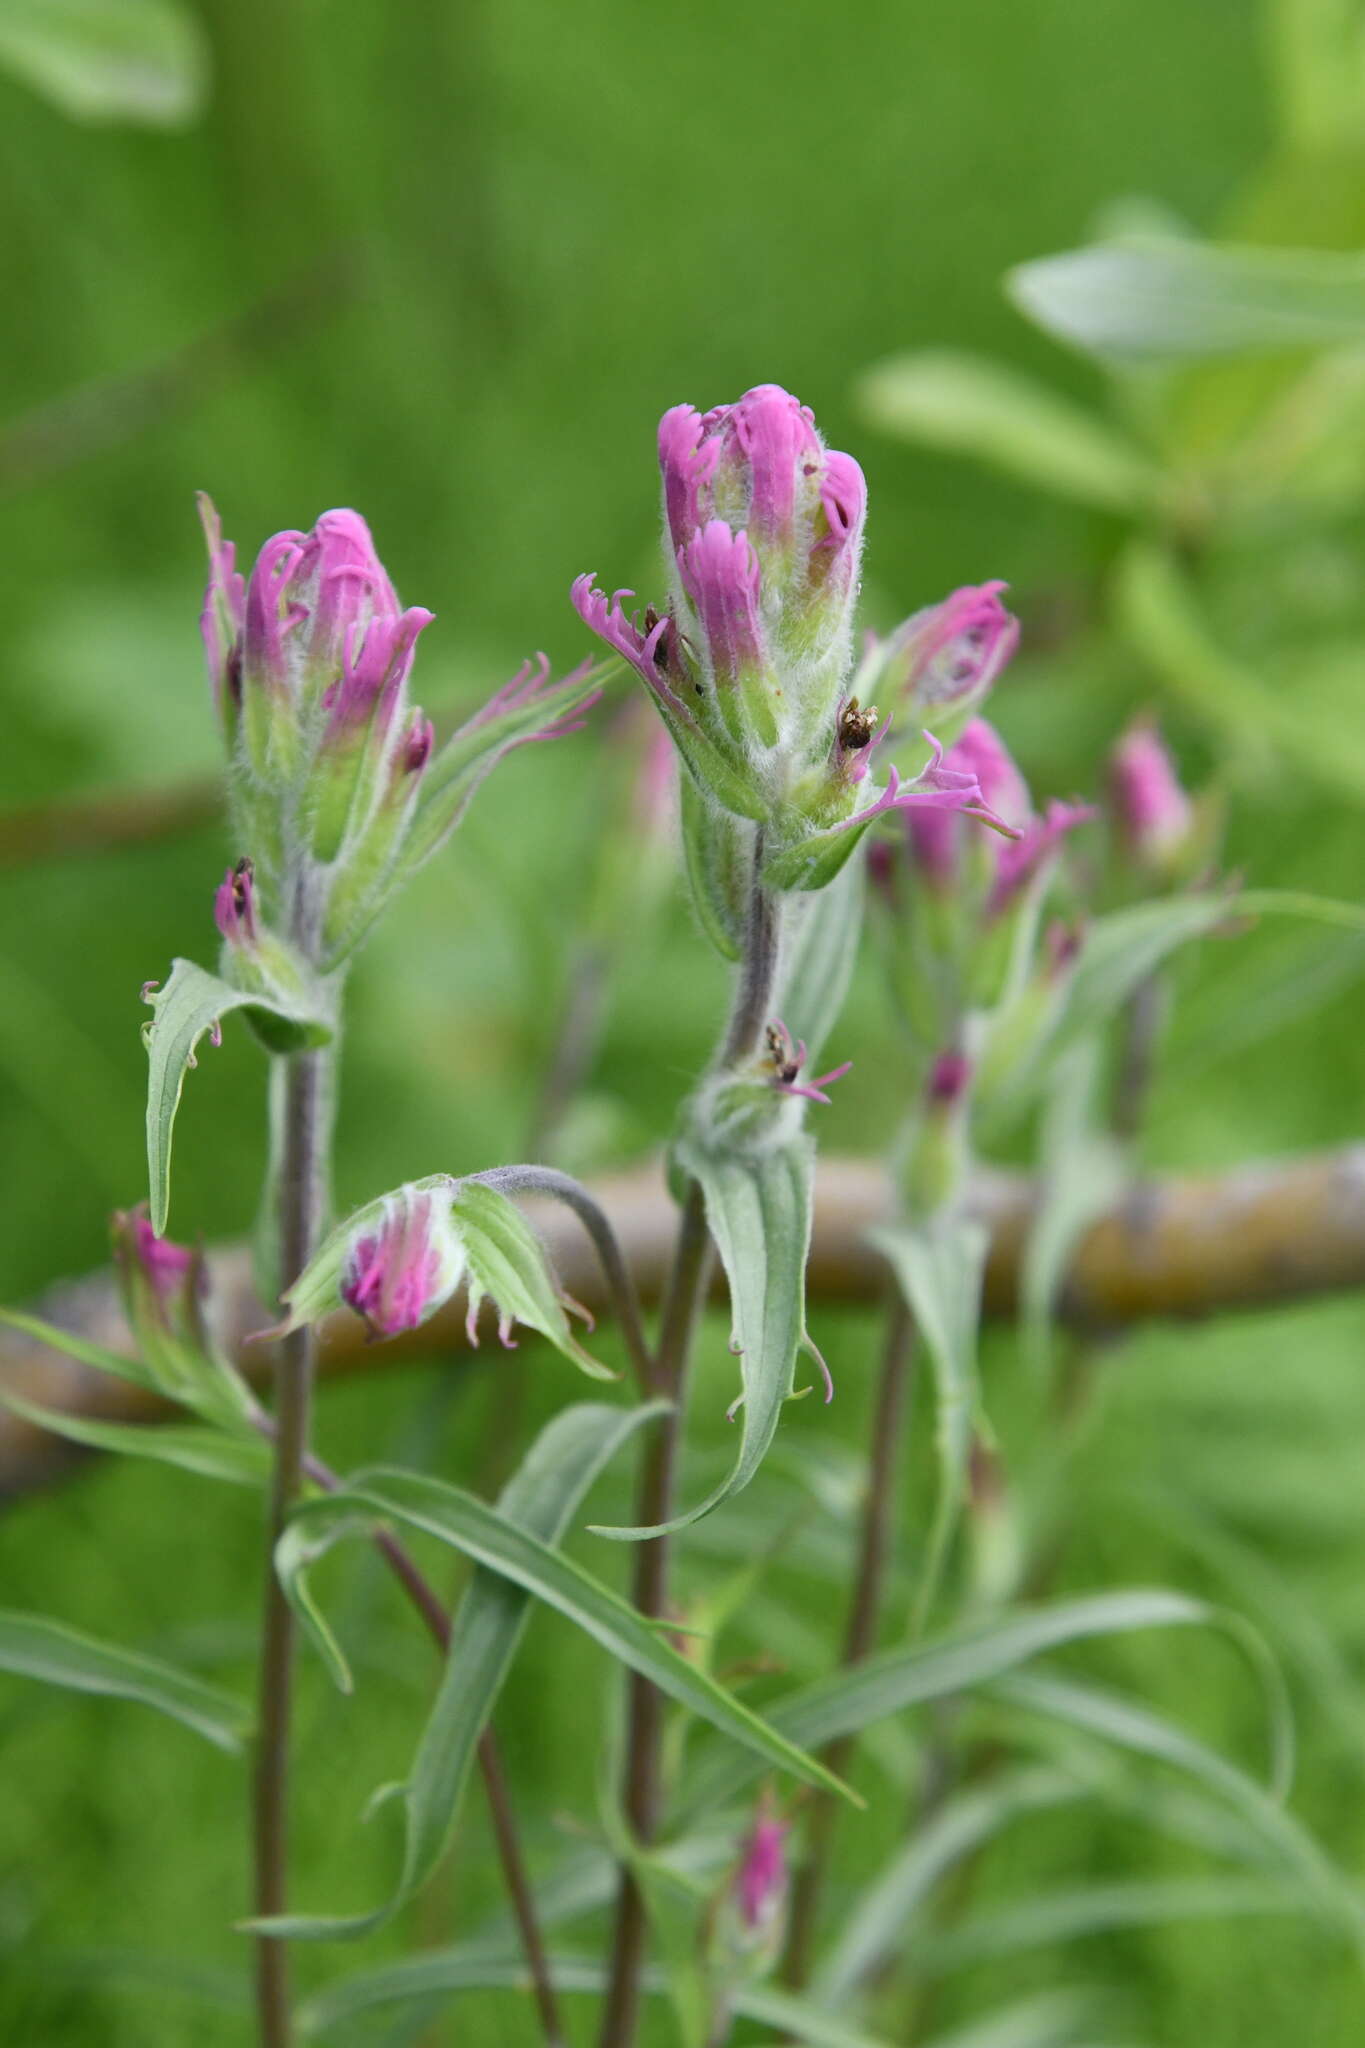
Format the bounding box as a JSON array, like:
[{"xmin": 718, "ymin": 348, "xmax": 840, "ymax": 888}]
[{"xmin": 838, "ymin": 697, "xmax": 879, "ymax": 750}]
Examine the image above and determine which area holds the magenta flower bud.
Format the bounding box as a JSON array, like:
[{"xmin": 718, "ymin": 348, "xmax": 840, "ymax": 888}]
[
  {"xmin": 111, "ymin": 1204, "xmax": 209, "ymax": 1357},
  {"xmin": 1107, "ymin": 717, "xmax": 1194, "ymax": 875},
  {"xmin": 198, "ymin": 497, "xmax": 431, "ymax": 794},
  {"xmin": 928, "ymin": 1050, "xmax": 972, "ymax": 1105},
  {"xmin": 860, "ymin": 583, "xmax": 1018, "ymax": 742},
  {"xmin": 735, "ymin": 1809, "xmax": 789, "ymax": 1933},
  {"xmin": 341, "ymin": 1186, "xmax": 464, "ymax": 1338},
  {"xmin": 213, "ymin": 857, "xmax": 258, "ymax": 951}
]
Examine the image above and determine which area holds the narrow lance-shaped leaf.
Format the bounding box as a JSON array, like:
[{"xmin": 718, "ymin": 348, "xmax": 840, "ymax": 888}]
[
  {"xmin": 0, "ymin": 1609, "xmax": 250, "ymax": 1752},
  {"xmin": 676, "ymin": 1588, "xmax": 1279, "ymax": 1823},
  {"xmin": 592, "ymin": 1133, "xmax": 817, "ymax": 1540},
  {"xmin": 254, "ymin": 1400, "xmax": 664, "ymax": 1941},
  {"xmin": 299, "ymin": 1949, "xmax": 902, "ymax": 2048},
  {"xmin": 0, "ymin": 1386, "xmax": 269, "ymax": 1487},
  {"xmin": 272, "ymin": 1466, "xmax": 859, "ymax": 1808},
  {"xmin": 143, "ymin": 958, "xmax": 333, "ymax": 1235},
  {"xmin": 870, "ymin": 1215, "xmax": 989, "ymax": 1633}
]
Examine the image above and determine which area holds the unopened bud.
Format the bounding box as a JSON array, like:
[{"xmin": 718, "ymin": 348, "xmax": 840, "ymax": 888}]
[
  {"xmin": 859, "ymin": 582, "xmax": 1018, "ymax": 744},
  {"xmin": 340, "ymin": 1185, "xmax": 466, "ymax": 1338},
  {"xmin": 1107, "ymin": 717, "xmax": 1195, "ymax": 879}
]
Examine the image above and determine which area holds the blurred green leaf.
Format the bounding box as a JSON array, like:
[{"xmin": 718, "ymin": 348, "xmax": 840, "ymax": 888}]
[
  {"xmin": 0, "ymin": 1609, "xmax": 248, "ymax": 1751},
  {"xmin": 594, "ymin": 1134, "xmax": 816, "ymax": 1539},
  {"xmin": 817, "ymin": 1765, "xmax": 1085, "ymax": 1999},
  {"xmin": 1266, "ymin": 0, "xmax": 1365, "ymax": 152},
  {"xmin": 777, "ymin": 855, "xmax": 866, "ymax": 1068},
  {"xmin": 856, "ymin": 350, "xmax": 1164, "ymax": 511},
  {"xmin": 871, "ymin": 1215, "xmax": 988, "ymax": 1633},
  {"xmin": 917, "ymin": 1989, "xmax": 1126, "ymax": 2048},
  {"xmin": 298, "ymin": 1949, "xmax": 898, "ymax": 2045},
  {"xmin": 0, "ymin": 1386, "xmax": 268, "ymax": 1485},
  {"xmin": 926, "ymin": 1874, "xmax": 1306, "ymax": 1970},
  {"xmin": 0, "ymin": 0, "xmax": 207, "ymax": 128},
  {"xmin": 1010, "ymin": 237, "xmax": 1365, "ymax": 362},
  {"xmin": 0, "ymin": 1305, "xmax": 160, "ymax": 1394},
  {"xmin": 254, "ymin": 1400, "xmax": 661, "ymax": 1941},
  {"xmin": 273, "ymin": 1462, "xmax": 858, "ymax": 1805}
]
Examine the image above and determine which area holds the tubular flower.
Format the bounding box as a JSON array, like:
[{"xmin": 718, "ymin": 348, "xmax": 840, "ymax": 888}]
[
  {"xmin": 735, "ymin": 1809, "xmax": 789, "ymax": 1934},
  {"xmin": 196, "ymin": 495, "xmax": 433, "ymax": 797},
  {"xmin": 111, "ymin": 1204, "xmax": 210, "ymax": 1356},
  {"xmin": 899, "ymin": 719, "xmax": 1086, "ymax": 913},
  {"xmin": 1107, "ymin": 717, "xmax": 1195, "ymax": 878},
  {"xmin": 340, "ymin": 1186, "xmax": 465, "ymax": 1339},
  {"xmin": 854, "ymin": 581, "xmax": 1018, "ymax": 742}
]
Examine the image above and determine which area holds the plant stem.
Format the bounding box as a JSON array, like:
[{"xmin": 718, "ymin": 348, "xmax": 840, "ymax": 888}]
[
  {"xmin": 782, "ymin": 1294, "xmax": 916, "ymax": 1987},
  {"xmin": 598, "ymin": 837, "xmax": 780, "ymax": 2048},
  {"xmin": 252, "ymin": 1045, "xmax": 331, "ymax": 2048}
]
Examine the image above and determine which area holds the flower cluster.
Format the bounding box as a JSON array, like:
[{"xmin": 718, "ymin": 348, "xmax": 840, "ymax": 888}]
[
  {"xmin": 197, "ymin": 500, "xmax": 601, "ymax": 977},
  {"xmin": 573, "ymin": 385, "xmax": 1017, "ymax": 895}
]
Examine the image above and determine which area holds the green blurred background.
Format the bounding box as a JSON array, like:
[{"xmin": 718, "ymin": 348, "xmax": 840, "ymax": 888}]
[{"xmin": 4, "ymin": 1, "xmax": 1365, "ymax": 2042}]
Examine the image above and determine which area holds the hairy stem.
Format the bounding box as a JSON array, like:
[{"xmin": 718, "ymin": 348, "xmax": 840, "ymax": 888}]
[
  {"xmin": 782, "ymin": 1294, "xmax": 917, "ymax": 1987},
  {"xmin": 252, "ymin": 1045, "xmax": 331, "ymax": 2048},
  {"xmin": 598, "ymin": 836, "xmax": 780, "ymax": 2048}
]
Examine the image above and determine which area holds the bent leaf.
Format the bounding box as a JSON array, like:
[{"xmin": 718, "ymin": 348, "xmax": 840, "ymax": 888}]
[
  {"xmin": 143, "ymin": 958, "xmax": 332, "ymax": 1234},
  {"xmin": 452, "ymin": 1180, "xmax": 615, "ymax": 1380},
  {"xmin": 0, "ymin": 1609, "xmax": 249, "ymax": 1751},
  {"xmin": 273, "ymin": 1465, "xmax": 856, "ymax": 1810},
  {"xmin": 592, "ymin": 1134, "xmax": 815, "ymax": 1539},
  {"xmin": 256, "ymin": 1400, "xmax": 662, "ymax": 1940}
]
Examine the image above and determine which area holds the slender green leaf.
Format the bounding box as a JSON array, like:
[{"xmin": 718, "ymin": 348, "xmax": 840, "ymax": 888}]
[
  {"xmin": 298, "ymin": 1947, "xmax": 897, "ymax": 2046},
  {"xmin": 925, "ymin": 1875, "xmax": 1309, "ymax": 1971},
  {"xmin": 398, "ymin": 659, "xmax": 617, "ymax": 877},
  {"xmin": 856, "ymin": 349, "xmax": 1163, "ymax": 511},
  {"xmin": 0, "ymin": 0, "xmax": 207, "ymax": 128},
  {"xmin": 777, "ymin": 855, "xmax": 866, "ymax": 1071},
  {"xmin": 919, "ymin": 1989, "xmax": 1121, "ymax": 2048},
  {"xmin": 0, "ymin": 1610, "xmax": 249, "ymax": 1752},
  {"xmin": 994, "ymin": 1672, "xmax": 1357, "ymax": 1932},
  {"xmin": 258, "ymin": 1401, "xmax": 663, "ymax": 1940},
  {"xmin": 1010, "ymin": 236, "xmax": 1365, "ymax": 363},
  {"xmin": 593, "ymin": 1135, "xmax": 816, "ymax": 1538},
  {"xmin": 274, "ymin": 1464, "xmax": 857, "ymax": 1811},
  {"xmin": 0, "ymin": 1305, "xmax": 161, "ymax": 1395},
  {"xmin": 817, "ymin": 1766, "xmax": 1085, "ymax": 2000},
  {"xmin": 871, "ymin": 1215, "xmax": 988, "ymax": 1633},
  {"xmin": 1018, "ymin": 1041, "xmax": 1126, "ymax": 1379},
  {"xmin": 0, "ymin": 1386, "xmax": 268, "ymax": 1485},
  {"xmin": 143, "ymin": 958, "xmax": 333, "ymax": 1234},
  {"xmin": 677, "ymin": 1589, "xmax": 1270, "ymax": 1822}
]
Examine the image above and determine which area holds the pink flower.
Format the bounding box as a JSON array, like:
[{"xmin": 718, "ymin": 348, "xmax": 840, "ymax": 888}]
[
  {"xmin": 736, "ymin": 1810, "xmax": 789, "ymax": 1930},
  {"xmin": 342, "ymin": 1189, "xmax": 452, "ymax": 1338},
  {"xmin": 875, "ymin": 582, "xmax": 1019, "ymax": 720},
  {"xmin": 213, "ymin": 857, "xmax": 258, "ymax": 950},
  {"xmin": 1107, "ymin": 717, "xmax": 1193, "ymax": 871}
]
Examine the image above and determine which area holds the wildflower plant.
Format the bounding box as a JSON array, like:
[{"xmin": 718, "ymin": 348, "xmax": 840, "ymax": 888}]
[{"xmin": 6, "ymin": 370, "xmax": 1365, "ymax": 2048}]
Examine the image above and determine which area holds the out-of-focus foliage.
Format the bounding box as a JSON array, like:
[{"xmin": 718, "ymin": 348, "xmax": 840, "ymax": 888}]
[{"xmin": 5, "ymin": 2, "xmax": 1365, "ymax": 2044}]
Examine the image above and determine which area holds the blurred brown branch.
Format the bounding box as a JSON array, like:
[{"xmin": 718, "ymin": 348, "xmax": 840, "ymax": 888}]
[{"xmin": 4, "ymin": 1144, "xmax": 1364, "ymax": 1496}]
